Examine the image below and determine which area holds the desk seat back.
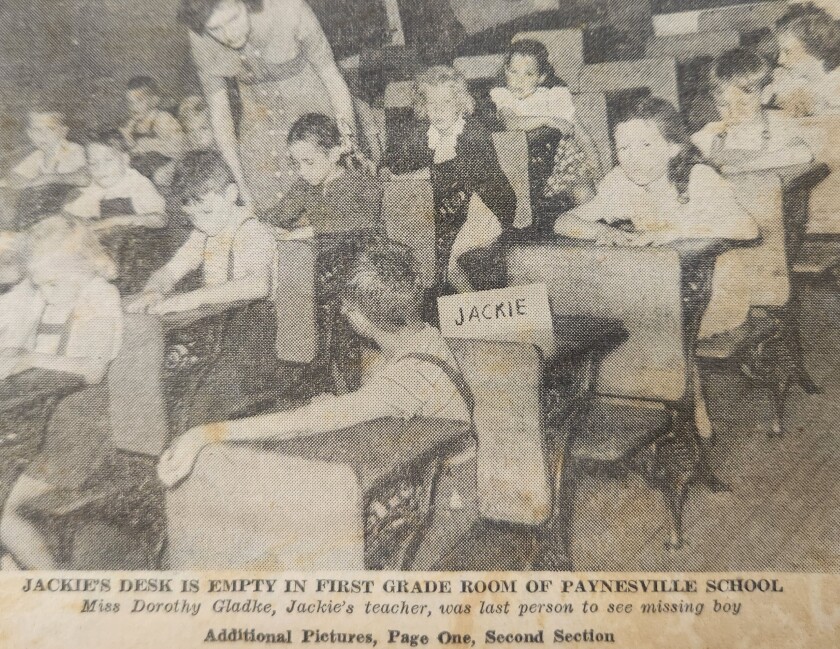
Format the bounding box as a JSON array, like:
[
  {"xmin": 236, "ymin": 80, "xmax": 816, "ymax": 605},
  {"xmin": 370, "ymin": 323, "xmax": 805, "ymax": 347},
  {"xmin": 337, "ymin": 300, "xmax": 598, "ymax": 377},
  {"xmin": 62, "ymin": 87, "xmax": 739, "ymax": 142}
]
[
  {"xmin": 492, "ymin": 131, "xmax": 532, "ymax": 229},
  {"xmin": 272, "ymin": 239, "xmax": 317, "ymax": 364},
  {"xmin": 508, "ymin": 245, "xmax": 686, "ymax": 403},
  {"xmin": 448, "ymin": 338, "xmax": 551, "ymax": 526},
  {"xmin": 645, "ymin": 30, "xmax": 740, "ymax": 62},
  {"xmin": 382, "ymin": 178, "xmax": 437, "ymax": 286},
  {"xmin": 108, "ymin": 313, "xmax": 169, "ymax": 456},
  {"xmin": 697, "ymin": 1, "xmax": 787, "ymax": 33},
  {"xmin": 579, "ymin": 57, "xmax": 681, "ymax": 111}
]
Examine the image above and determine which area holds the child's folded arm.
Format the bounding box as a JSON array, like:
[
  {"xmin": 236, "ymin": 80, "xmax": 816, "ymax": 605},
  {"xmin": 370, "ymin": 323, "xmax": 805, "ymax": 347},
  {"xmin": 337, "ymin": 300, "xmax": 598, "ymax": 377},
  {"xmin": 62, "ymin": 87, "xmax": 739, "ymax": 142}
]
[{"xmin": 723, "ymin": 140, "xmax": 814, "ymax": 174}]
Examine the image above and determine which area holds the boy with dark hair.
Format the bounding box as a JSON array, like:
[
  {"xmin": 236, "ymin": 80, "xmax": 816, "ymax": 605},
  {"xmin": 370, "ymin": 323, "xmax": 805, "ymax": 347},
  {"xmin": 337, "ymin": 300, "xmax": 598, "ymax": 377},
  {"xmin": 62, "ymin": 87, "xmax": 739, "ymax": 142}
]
[{"xmin": 127, "ymin": 150, "xmax": 280, "ymax": 425}]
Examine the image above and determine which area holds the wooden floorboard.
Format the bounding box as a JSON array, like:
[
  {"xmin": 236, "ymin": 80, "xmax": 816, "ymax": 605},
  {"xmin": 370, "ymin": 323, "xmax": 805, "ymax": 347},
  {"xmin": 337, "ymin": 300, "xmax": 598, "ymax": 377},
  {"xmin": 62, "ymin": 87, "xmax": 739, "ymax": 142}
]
[{"xmin": 564, "ymin": 282, "xmax": 840, "ymax": 572}]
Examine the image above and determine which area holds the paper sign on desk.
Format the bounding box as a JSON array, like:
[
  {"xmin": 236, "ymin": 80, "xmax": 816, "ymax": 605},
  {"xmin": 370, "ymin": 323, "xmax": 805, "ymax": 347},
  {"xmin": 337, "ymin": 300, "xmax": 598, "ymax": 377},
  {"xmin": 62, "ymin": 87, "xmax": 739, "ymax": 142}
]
[{"xmin": 438, "ymin": 283, "xmax": 554, "ymax": 354}]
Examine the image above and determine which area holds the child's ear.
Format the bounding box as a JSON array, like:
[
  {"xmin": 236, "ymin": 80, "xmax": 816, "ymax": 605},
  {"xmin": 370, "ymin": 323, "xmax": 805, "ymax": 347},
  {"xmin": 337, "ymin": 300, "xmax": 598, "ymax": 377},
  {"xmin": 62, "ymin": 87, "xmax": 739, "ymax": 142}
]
[
  {"xmin": 223, "ymin": 182, "xmax": 240, "ymax": 203},
  {"xmin": 667, "ymin": 142, "xmax": 684, "ymax": 159}
]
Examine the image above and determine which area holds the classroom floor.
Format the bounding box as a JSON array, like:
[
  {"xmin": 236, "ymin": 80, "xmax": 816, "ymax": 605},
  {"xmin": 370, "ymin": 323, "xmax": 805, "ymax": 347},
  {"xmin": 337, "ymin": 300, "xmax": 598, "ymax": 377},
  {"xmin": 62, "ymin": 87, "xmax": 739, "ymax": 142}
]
[{"xmin": 444, "ymin": 279, "xmax": 840, "ymax": 572}]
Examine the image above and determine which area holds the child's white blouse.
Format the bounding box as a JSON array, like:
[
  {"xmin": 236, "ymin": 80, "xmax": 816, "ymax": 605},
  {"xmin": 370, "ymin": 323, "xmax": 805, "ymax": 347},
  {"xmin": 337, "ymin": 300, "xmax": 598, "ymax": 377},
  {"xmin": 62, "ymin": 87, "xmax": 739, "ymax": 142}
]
[
  {"xmin": 575, "ymin": 164, "xmax": 757, "ymax": 241},
  {"xmin": 490, "ymin": 86, "xmax": 576, "ymax": 121}
]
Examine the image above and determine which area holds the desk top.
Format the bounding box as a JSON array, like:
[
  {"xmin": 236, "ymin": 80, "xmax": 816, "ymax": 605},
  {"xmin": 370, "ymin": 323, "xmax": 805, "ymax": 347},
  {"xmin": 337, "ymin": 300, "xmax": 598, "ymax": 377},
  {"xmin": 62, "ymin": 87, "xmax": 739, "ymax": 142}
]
[{"xmin": 267, "ymin": 417, "xmax": 473, "ymax": 495}]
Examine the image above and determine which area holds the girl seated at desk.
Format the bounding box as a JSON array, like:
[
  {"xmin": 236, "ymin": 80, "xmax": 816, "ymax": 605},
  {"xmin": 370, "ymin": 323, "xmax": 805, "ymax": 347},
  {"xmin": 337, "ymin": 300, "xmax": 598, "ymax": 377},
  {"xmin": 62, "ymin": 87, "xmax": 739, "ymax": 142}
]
[
  {"xmin": 263, "ymin": 112, "xmax": 383, "ymax": 393},
  {"xmin": 491, "ymin": 39, "xmax": 600, "ymax": 233},
  {"xmin": 694, "ymin": 48, "xmax": 814, "ymax": 174},
  {"xmin": 126, "ymin": 150, "xmax": 283, "ymax": 427},
  {"xmin": 553, "ymin": 97, "xmax": 758, "ymax": 248},
  {"xmin": 385, "ymin": 65, "xmax": 516, "ymax": 295},
  {"xmin": 0, "ymin": 216, "xmax": 123, "ymax": 569}
]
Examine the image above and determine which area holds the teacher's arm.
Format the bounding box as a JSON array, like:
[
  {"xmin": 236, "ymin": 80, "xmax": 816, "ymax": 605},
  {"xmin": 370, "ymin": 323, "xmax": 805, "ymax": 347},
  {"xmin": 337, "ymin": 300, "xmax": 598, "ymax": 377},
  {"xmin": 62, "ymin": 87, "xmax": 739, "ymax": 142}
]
[{"xmin": 204, "ymin": 81, "xmax": 253, "ymax": 206}]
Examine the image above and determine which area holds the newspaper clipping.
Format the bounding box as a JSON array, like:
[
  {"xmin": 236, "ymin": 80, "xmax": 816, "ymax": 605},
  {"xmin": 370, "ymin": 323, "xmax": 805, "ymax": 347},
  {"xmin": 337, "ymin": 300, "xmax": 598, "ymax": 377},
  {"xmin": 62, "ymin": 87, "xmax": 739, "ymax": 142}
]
[{"xmin": 0, "ymin": 0, "xmax": 838, "ymax": 647}]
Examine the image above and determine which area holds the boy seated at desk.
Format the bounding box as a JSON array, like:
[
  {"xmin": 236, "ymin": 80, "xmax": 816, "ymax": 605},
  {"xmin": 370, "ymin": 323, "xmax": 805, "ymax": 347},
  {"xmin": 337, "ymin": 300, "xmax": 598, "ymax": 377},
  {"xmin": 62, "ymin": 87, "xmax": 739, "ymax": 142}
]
[
  {"xmin": 121, "ymin": 76, "xmax": 186, "ymax": 181},
  {"xmin": 693, "ymin": 48, "xmax": 814, "ymax": 174},
  {"xmin": 157, "ymin": 241, "xmax": 473, "ymax": 494},
  {"xmin": 1, "ymin": 111, "xmax": 88, "ymax": 230},
  {"xmin": 126, "ymin": 150, "xmax": 282, "ymax": 426}
]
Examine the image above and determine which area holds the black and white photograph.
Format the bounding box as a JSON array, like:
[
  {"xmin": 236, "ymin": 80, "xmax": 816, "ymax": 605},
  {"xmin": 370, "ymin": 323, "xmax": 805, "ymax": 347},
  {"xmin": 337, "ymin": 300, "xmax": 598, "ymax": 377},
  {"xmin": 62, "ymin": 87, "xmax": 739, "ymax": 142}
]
[{"xmin": 0, "ymin": 0, "xmax": 838, "ymax": 585}]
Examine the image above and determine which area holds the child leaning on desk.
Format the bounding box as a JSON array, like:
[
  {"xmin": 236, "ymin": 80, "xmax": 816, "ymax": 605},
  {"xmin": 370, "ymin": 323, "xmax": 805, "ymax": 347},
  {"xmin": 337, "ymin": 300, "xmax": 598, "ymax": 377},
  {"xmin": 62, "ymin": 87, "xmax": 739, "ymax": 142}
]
[
  {"xmin": 126, "ymin": 150, "xmax": 283, "ymax": 426},
  {"xmin": 0, "ymin": 216, "xmax": 123, "ymax": 569},
  {"xmin": 694, "ymin": 48, "xmax": 814, "ymax": 174},
  {"xmin": 553, "ymin": 97, "xmax": 758, "ymax": 247}
]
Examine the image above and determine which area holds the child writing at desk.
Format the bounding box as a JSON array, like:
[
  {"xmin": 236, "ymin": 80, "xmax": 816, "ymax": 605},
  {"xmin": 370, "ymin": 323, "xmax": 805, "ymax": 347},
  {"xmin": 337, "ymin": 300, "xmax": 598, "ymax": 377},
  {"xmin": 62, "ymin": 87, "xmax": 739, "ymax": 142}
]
[
  {"xmin": 263, "ymin": 112, "xmax": 383, "ymax": 393},
  {"xmin": 0, "ymin": 216, "xmax": 122, "ymax": 569},
  {"xmin": 693, "ymin": 48, "xmax": 814, "ymax": 173},
  {"xmin": 126, "ymin": 150, "xmax": 280, "ymax": 426}
]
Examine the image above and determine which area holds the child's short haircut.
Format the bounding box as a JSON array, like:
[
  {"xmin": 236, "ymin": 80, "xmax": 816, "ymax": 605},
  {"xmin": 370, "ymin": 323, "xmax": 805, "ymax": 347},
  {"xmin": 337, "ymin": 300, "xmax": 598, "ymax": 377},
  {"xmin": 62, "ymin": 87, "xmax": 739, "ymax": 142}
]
[
  {"xmin": 778, "ymin": 9, "xmax": 840, "ymax": 71},
  {"xmin": 127, "ymin": 76, "xmax": 161, "ymax": 96},
  {"xmin": 288, "ymin": 113, "xmax": 343, "ymax": 150},
  {"xmin": 413, "ymin": 66, "xmax": 475, "ymax": 120},
  {"xmin": 503, "ymin": 39, "xmax": 563, "ymax": 87},
  {"xmin": 342, "ymin": 241, "xmax": 424, "ymax": 332},
  {"xmin": 26, "ymin": 215, "xmax": 117, "ymax": 280},
  {"xmin": 712, "ymin": 48, "xmax": 773, "ymax": 94},
  {"xmin": 172, "ymin": 149, "xmax": 236, "ymax": 205}
]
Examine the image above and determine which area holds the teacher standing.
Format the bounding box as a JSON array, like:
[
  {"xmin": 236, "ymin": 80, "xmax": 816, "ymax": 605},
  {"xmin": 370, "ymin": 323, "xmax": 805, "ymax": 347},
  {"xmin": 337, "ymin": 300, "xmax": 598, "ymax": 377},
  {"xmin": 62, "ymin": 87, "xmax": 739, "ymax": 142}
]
[{"xmin": 178, "ymin": 0, "xmax": 356, "ymax": 215}]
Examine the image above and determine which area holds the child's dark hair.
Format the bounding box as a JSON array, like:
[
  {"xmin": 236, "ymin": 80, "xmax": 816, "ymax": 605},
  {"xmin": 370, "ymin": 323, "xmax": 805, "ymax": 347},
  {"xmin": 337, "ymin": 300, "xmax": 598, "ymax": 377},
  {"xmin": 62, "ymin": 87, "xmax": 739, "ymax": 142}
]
[
  {"xmin": 778, "ymin": 7, "xmax": 840, "ymax": 71},
  {"xmin": 127, "ymin": 76, "xmax": 161, "ymax": 96},
  {"xmin": 177, "ymin": 0, "xmax": 264, "ymax": 34},
  {"xmin": 503, "ymin": 39, "xmax": 563, "ymax": 87},
  {"xmin": 172, "ymin": 149, "xmax": 237, "ymax": 206},
  {"xmin": 288, "ymin": 113, "xmax": 343, "ymax": 151},
  {"xmin": 83, "ymin": 128, "xmax": 131, "ymax": 153},
  {"xmin": 288, "ymin": 112, "xmax": 370, "ymax": 172},
  {"xmin": 342, "ymin": 241, "xmax": 424, "ymax": 332},
  {"xmin": 711, "ymin": 48, "xmax": 774, "ymax": 94},
  {"xmin": 616, "ymin": 97, "xmax": 706, "ymax": 202}
]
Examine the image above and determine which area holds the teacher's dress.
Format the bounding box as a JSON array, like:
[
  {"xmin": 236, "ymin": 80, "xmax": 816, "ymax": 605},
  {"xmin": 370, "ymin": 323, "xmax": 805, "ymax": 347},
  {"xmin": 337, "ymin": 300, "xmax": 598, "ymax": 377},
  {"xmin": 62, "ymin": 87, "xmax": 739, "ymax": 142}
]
[{"xmin": 189, "ymin": 0, "xmax": 340, "ymax": 215}]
